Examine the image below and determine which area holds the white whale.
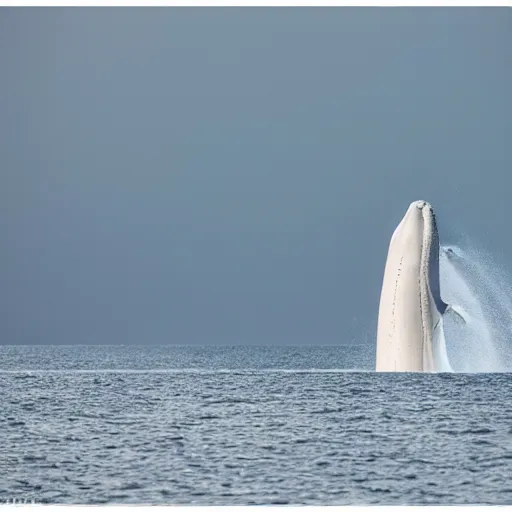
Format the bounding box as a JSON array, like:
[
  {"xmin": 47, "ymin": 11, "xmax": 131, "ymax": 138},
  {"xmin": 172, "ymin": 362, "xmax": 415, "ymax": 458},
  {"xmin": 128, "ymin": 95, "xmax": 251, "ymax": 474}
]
[{"xmin": 376, "ymin": 200, "xmax": 452, "ymax": 372}]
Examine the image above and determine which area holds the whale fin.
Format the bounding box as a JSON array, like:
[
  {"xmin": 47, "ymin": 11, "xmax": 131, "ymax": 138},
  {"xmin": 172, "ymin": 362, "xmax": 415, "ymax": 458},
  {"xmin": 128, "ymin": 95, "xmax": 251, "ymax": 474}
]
[{"xmin": 444, "ymin": 304, "xmax": 468, "ymax": 324}]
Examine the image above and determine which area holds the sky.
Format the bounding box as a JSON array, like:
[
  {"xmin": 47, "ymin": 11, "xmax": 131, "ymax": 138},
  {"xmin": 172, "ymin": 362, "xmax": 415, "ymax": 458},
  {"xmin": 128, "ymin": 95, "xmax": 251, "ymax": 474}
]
[{"xmin": 1, "ymin": 8, "xmax": 511, "ymax": 345}]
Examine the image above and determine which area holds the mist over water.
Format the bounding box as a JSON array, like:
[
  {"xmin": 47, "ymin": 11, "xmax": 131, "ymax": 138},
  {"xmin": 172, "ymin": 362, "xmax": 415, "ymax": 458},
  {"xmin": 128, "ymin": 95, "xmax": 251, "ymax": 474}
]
[{"xmin": 439, "ymin": 243, "xmax": 512, "ymax": 372}]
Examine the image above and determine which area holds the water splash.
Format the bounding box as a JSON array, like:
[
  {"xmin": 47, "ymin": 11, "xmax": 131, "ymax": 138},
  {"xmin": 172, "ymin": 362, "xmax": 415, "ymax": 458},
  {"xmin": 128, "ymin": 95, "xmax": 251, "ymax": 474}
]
[
  {"xmin": 433, "ymin": 318, "xmax": 452, "ymax": 372},
  {"xmin": 439, "ymin": 243, "xmax": 512, "ymax": 372}
]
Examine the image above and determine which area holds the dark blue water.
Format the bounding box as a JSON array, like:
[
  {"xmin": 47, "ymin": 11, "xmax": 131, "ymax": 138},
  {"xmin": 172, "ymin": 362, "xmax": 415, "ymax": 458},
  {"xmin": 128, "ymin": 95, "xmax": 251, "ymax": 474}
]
[{"xmin": 1, "ymin": 345, "xmax": 511, "ymax": 505}]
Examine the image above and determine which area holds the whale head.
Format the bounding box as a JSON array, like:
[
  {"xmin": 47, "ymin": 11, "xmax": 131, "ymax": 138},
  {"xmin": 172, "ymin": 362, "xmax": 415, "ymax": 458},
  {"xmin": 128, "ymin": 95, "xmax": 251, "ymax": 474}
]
[
  {"xmin": 391, "ymin": 200, "xmax": 447, "ymax": 315},
  {"xmin": 376, "ymin": 200, "xmax": 448, "ymax": 372},
  {"xmin": 391, "ymin": 200, "xmax": 435, "ymax": 243}
]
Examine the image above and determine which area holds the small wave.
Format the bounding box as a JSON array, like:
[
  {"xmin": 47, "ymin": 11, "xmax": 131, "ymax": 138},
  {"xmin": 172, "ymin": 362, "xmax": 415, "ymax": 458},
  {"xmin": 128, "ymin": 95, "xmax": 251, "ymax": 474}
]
[{"xmin": 0, "ymin": 368, "xmax": 372, "ymax": 374}]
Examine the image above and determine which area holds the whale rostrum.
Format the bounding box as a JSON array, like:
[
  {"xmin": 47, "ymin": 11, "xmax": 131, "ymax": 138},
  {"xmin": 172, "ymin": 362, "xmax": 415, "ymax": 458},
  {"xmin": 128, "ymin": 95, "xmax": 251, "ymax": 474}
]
[{"xmin": 376, "ymin": 200, "xmax": 454, "ymax": 372}]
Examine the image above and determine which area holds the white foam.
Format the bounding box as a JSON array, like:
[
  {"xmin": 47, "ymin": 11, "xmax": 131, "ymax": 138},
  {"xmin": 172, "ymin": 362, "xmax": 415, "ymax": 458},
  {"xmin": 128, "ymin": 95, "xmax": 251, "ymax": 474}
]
[
  {"xmin": 432, "ymin": 318, "xmax": 453, "ymax": 372},
  {"xmin": 439, "ymin": 243, "xmax": 512, "ymax": 372}
]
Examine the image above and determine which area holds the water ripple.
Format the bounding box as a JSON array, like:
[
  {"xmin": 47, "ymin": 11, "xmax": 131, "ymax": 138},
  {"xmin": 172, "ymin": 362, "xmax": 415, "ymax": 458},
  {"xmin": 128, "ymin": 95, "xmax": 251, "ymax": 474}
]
[{"xmin": 0, "ymin": 346, "xmax": 511, "ymax": 505}]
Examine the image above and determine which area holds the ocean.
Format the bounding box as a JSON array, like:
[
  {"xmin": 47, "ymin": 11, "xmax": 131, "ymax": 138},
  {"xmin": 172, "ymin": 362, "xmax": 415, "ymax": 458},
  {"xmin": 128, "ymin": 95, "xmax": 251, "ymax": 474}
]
[{"xmin": 1, "ymin": 344, "xmax": 511, "ymax": 505}]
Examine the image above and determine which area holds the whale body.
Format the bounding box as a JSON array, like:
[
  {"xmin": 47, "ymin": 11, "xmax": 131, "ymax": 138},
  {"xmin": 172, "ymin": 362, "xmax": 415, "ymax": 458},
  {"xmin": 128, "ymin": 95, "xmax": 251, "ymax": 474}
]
[{"xmin": 376, "ymin": 200, "xmax": 449, "ymax": 372}]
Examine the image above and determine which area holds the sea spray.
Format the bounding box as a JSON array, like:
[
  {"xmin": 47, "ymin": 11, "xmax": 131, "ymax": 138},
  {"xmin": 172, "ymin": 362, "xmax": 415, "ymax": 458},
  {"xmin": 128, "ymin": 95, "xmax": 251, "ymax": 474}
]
[
  {"xmin": 433, "ymin": 318, "xmax": 452, "ymax": 372},
  {"xmin": 439, "ymin": 244, "xmax": 512, "ymax": 372}
]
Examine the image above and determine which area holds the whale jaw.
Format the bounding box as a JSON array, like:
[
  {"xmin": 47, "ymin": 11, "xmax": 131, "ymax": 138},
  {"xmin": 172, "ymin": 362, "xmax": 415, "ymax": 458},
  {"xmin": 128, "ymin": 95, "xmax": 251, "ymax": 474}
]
[{"xmin": 376, "ymin": 201, "xmax": 446, "ymax": 372}]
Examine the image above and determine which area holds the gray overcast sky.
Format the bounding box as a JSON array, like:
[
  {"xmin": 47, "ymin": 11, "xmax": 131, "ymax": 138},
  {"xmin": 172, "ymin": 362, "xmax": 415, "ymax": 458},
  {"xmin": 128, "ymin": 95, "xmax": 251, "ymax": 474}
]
[{"xmin": 1, "ymin": 8, "xmax": 511, "ymax": 345}]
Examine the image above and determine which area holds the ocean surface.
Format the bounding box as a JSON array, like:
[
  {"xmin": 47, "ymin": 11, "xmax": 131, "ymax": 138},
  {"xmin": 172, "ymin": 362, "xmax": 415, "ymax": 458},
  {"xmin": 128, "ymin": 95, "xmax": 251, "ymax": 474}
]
[{"xmin": 1, "ymin": 344, "xmax": 511, "ymax": 505}]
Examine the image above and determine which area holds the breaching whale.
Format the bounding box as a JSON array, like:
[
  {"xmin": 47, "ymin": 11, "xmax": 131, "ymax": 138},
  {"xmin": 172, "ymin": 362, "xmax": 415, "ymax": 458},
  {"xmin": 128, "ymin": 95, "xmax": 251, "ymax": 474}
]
[{"xmin": 376, "ymin": 200, "xmax": 452, "ymax": 372}]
